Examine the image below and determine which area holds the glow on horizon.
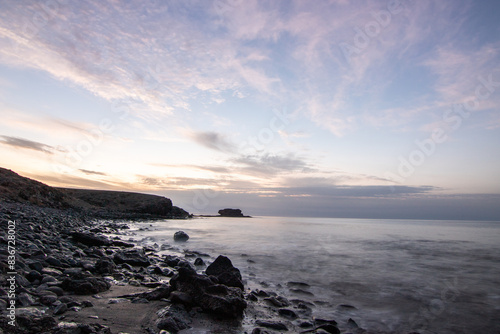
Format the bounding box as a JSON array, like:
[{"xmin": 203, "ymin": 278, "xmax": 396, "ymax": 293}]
[{"xmin": 0, "ymin": 0, "xmax": 499, "ymax": 219}]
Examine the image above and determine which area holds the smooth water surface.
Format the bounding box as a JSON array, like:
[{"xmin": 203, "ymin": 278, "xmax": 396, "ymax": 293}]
[{"xmin": 125, "ymin": 217, "xmax": 500, "ymax": 333}]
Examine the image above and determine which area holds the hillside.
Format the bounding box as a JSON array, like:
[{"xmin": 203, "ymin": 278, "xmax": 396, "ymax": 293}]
[{"xmin": 0, "ymin": 167, "xmax": 189, "ymax": 218}]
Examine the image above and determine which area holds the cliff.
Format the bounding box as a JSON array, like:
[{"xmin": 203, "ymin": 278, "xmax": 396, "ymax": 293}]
[{"xmin": 0, "ymin": 167, "xmax": 189, "ymax": 218}]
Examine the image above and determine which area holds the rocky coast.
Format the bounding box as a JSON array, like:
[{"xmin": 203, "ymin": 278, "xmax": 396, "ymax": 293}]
[{"xmin": 0, "ymin": 168, "xmax": 410, "ymax": 333}]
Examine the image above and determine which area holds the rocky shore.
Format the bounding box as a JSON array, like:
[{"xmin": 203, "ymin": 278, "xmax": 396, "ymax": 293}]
[{"xmin": 0, "ymin": 201, "xmax": 388, "ymax": 334}]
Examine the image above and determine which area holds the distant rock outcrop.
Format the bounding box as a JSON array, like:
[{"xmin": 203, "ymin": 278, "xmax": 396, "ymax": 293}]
[{"xmin": 218, "ymin": 208, "xmax": 246, "ymax": 217}]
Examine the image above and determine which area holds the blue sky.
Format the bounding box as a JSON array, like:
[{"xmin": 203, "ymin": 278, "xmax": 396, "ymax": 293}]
[{"xmin": 0, "ymin": 0, "xmax": 499, "ymax": 219}]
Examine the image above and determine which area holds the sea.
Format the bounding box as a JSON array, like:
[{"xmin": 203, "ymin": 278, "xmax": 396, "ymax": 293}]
[{"xmin": 121, "ymin": 216, "xmax": 500, "ymax": 334}]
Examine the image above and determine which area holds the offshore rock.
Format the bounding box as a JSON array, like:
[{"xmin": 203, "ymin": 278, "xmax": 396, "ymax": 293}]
[
  {"xmin": 173, "ymin": 231, "xmax": 189, "ymax": 242},
  {"xmin": 218, "ymin": 208, "xmax": 245, "ymax": 217}
]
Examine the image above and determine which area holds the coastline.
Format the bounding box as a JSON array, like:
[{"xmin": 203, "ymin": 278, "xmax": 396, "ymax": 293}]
[{"xmin": 0, "ymin": 202, "xmax": 378, "ymax": 334}]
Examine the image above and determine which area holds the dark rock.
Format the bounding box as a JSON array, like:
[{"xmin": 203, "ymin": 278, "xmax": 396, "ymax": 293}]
[
  {"xmin": 39, "ymin": 292, "xmax": 58, "ymax": 305},
  {"xmin": 61, "ymin": 277, "xmax": 111, "ymax": 295},
  {"xmin": 131, "ymin": 298, "xmax": 149, "ymax": 304},
  {"xmin": 218, "ymin": 208, "xmax": 245, "ymax": 217},
  {"xmin": 94, "ymin": 257, "xmax": 117, "ymax": 274},
  {"xmin": 45, "ymin": 286, "xmax": 64, "ymax": 296},
  {"xmin": 71, "ymin": 232, "xmax": 111, "ymax": 246},
  {"xmin": 112, "ymin": 240, "xmax": 135, "ymax": 248},
  {"xmin": 299, "ymin": 321, "xmax": 314, "ymax": 328},
  {"xmin": 26, "ymin": 270, "xmax": 44, "ymax": 282},
  {"xmin": 45, "ymin": 256, "xmax": 63, "ymax": 267},
  {"xmin": 316, "ymin": 324, "xmax": 340, "ymax": 334},
  {"xmin": 156, "ymin": 304, "xmax": 191, "ymax": 333},
  {"xmin": 338, "ymin": 304, "xmax": 357, "ymax": 310},
  {"xmin": 205, "ymin": 255, "xmax": 243, "ymax": 290},
  {"xmin": 264, "ymin": 296, "xmax": 290, "ymax": 307},
  {"xmin": 14, "ymin": 314, "xmax": 57, "ymax": 334},
  {"xmin": 54, "ymin": 302, "xmax": 68, "ymax": 315},
  {"xmin": 347, "ymin": 318, "xmax": 359, "ymax": 328},
  {"xmin": 164, "ymin": 255, "xmax": 181, "ymax": 267},
  {"xmin": 194, "ymin": 257, "xmax": 205, "ymax": 266},
  {"xmin": 286, "ymin": 281, "xmax": 311, "ymax": 288},
  {"xmin": 278, "ymin": 308, "xmax": 298, "ymax": 319},
  {"xmin": 169, "ymin": 266, "xmax": 247, "ymax": 318},
  {"xmin": 113, "ymin": 249, "xmax": 150, "ymax": 267},
  {"xmin": 252, "ymin": 329, "xmax": 270, "ymax": 334},
  {"xmin": 290, "ymin": 288, "xmax": 314, "ymax": 296},
  {"xmin": 18, "ymin": 292, "xmax": 37, "ymax": 306},
  {"xmin": 255, "ymin": 320, "xmax": 288, "ymax": 331},
  {"xmin": 173, "ymin": 231, "xmax": 189, "ymax": 242}
]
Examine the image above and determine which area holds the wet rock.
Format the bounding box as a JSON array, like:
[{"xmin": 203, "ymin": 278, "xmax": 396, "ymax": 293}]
[
  {"xmin": 18, "ymin": 292, "xmax": 37, "ymax": 307},
  {"xmin": 156, "ymin": 304, "xmax": 191, "ymax": 333},
  {"xmin": 252, "ymin": 329, "xmax": 271, "ymax": 334},
  {"xmin": 54, "ymin": 302, "xmax": 68, "ymax": 315},
  {"xmin": 316, "ymin": 324, "xmax": 340, "ymax": 334},
  {"xmin": 278, "ymin": 308, "xmax": 298, "ymax": 319},
  {"xmin": 112, "ymin": 240, "xmax": 135, "ymax": 248},
  {"xmin": 61, "ymin": 277, "xmax": 110, "ymax": 295},
  {"xmin": 169, "ymin": 266, "xmax": 247, "ymax": 318},
  {"xmin": 290, "ymin": 288, "xmax": 314, "ymax": 296},
  {"xmin": 164, "ymin": 255, "xmax": 181, "ymax": 267},
  {"xmin": 113, "ymin": 249, "xmax": 150, "ymax": 267},
  {"xmin": 14, "ymin": 314, "xmax": 57, "ymax": 334},
  {"xmin": 71, "ymin": 232, "xmax": 111, "ymax": 247},
  {"xmin": 264, "ymin": 296, "xmax": 290, "ymax": 307},
  {"xmin": 45, "ymin": 256, "xmax": 63, "ymax": 267},
  {"xmin": 45, "ymin": 286, "xmax": 64, "ymax": 296},
  {"xmin": 347, "ymin": 318, "xmax": 359, "ymax": 328},
  {"xmin": 255, "ymin": 320, "xmax": 288, "ymax": 331},
  {"xmin": 194, "ymin": 257, "xmax": 205, "ymax": 266},
  {"xmin": 287, "ymin": 281, "xmax": 311, "ymax": 288},
  {"xmin": 39, "ymin": 291, "xmax": 58, "ymax": 305},
  {"xmin": 173, "ymin": 231, "xmax": 189, "ymax": 242},
  {"xmin": 94, "ymin": 257, "xmax": 117, "ymax": 274},
  {"xmin": 26, "ymin": 270, "xmax": 43, "ymax": 282},
  {"xmin": 205, "ymin": 255, "xmax": 244, "ymax": 290}
]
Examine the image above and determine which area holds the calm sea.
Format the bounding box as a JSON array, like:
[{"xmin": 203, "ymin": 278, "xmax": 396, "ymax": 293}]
[{"xmin": 123, "ymin": 216, "xmax": 500, "ymax": 333}]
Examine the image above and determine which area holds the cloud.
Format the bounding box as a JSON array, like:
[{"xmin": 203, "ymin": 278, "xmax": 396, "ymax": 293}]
[
  {"xmin": 79, "ymin": 169, "xmax": 107, "ymax": 176},
  {"xmin": 0, "ymin": 135, "xmax": 55, "ymax": 154},
  {"xmin": 233, "ymin": 153, "xmax": 313, "ymax": 176},
  {"xmin": 190, "ymin": 131, "xmax": 236, "ymax": 153}
]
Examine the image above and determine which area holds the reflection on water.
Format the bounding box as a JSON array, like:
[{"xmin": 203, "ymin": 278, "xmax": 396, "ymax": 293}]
[{"xmin": 126, "ymin": 217, "xmax": 500, "ymax": 333}]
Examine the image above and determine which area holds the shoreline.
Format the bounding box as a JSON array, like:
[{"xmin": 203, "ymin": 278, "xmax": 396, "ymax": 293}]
[{"xmin": 1, "ymin": 202, "xmax": 392, "ymax": 334}]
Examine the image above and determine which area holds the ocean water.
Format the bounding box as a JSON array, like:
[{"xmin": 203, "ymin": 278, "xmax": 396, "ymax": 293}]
[{"xmin": 124, "ymin": 217, "xmax": 500, "ymax": 333}]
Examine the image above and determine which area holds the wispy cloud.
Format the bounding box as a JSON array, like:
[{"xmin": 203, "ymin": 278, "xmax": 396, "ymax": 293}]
[
  {"xmin": 0, "ymin": 135, "xmax": 55, "ymax": 154},
  {"xmin": 189, "ymin": 131, "xmax": 236, "ymax": 153},
  {"xmin": 79, "ymin": 169, "xmax": 107, "ymax": 176}
]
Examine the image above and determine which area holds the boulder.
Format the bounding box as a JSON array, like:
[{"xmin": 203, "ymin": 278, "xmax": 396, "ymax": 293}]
[
  {"xmin": 255, "ymin": 320, "xmax": 288, "ymax": 331},
  {"xmin": 94, "ymin": 257, "xmax": 117, "ymax": 274},
  {"xmin": 169, "ymin": 266, "xmax": 247, "ymax": 318},
  {"xmin": 205, "ymin": 255, "xmax": 243, "ymax": 290},
  {"xmin": 113, "ymin": 249, "xmax": 150, "ymax": 267},
  {"xmin": 173, "ymin": 231, "xmax": 189, "ymax": 242},
  {"xmin": 71, "ymin": 232, "xmax": 111, "ymax": 246},
  {"xmin": 61, "ymin": 276, "xmax": 111, "ymax": 295}
]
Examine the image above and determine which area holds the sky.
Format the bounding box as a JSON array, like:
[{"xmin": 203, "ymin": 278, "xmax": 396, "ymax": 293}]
[{"xmin": 0, "ymin": 0, "xmax": 499, "ymax": 220}]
